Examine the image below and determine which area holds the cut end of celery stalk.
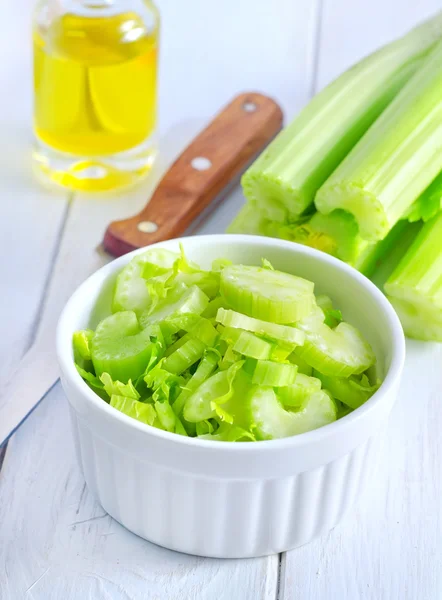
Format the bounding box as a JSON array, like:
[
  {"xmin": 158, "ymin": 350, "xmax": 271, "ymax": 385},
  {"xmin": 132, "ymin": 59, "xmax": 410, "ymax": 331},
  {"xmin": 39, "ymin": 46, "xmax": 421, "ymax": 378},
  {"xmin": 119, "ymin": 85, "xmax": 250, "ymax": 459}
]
[
  {"xmin": 385, "ymin": 213, "xmax": 442, "ymax": 341},
  {"xmin": 241, "ymin": 171, "xmax": 306, "ymax": 219},
  {"xmin": 386, "ymin": 296, "xmax": 442, "ymax": 341},
  {"xmin": 239, "ymin": 12, "xmax": 442, "ymax": 222},
  {"xmin": 305, "ymin": 209, "xmax": 366, "ymax": 262},
  {"xmin": 315, "ymin": 183, "xmax": 390, "ymax": 241},
  {"xmin": 405, "ymin": 169, "xmax": 442, "ymax": 223},
  {"xmin": 351, "ymin": 220, "xmax": 420, "ymax": 278}
]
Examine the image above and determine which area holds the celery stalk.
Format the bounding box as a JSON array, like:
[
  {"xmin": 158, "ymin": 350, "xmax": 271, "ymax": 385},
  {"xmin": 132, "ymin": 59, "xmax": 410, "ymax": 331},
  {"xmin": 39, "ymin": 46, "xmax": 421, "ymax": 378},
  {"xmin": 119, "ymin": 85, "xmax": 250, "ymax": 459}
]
[
  {"xmin": 354, "ymin": 221, "xmax": 422, "ymax": 280},
  {"xmin": 228, "ymin": 204, "xmax": 425, "ymax": 286},
  {"xmin": 284, "ymin": 212, "xmax": 414, "ymax": 272},
  {"xmin": 227, "ymin": 203, "xmax": 268, "ymax": 234},
  {"xmin": 315, "ymin": 39, "xmax": 442, "ymax": 241},
  {"xmin": 240, "ymin": 12, "xmax": 442, "ymax": 219},
  {"xmin": 405, "ymin": 170, "xmax": 442, "ymax": 223},
  {"xmin": 384, "ymin": 213, "xmax": 442, "ymax": 341}
]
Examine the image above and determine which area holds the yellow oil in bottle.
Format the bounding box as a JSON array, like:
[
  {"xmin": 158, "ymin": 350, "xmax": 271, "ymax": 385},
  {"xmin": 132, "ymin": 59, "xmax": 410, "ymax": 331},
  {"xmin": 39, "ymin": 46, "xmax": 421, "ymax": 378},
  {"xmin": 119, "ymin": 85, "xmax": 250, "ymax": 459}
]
[{"xmin": 33, "ymin": 9, "xmax": 159, "ymax": 191}]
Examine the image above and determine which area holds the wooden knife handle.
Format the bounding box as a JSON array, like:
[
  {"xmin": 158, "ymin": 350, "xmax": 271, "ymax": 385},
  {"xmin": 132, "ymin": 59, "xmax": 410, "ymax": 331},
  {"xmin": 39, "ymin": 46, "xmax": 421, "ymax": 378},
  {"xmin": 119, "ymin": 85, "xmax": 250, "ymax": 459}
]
[{"xmin": 103, "ymin": 92, "xmax": 283, "ymax": 257}]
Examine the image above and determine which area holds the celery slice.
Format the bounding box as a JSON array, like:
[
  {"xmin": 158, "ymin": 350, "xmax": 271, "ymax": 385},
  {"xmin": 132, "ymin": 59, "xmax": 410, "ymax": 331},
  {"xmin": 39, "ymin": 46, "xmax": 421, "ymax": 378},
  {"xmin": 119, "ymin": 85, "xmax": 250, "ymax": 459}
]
[
  {"xmin": 163, "ymin": 332, "xmax": 190, "ymax": 358},
  {"xmin": 288, "ymin": 352, "xmax": 313, "ymax": 376},
  {"xmin": 220, "ymin": 264, "xmax": 314, "ymax": 324},
  {"xmin": 219, "ymin": 326, "xmax": 294, "ymax": 362},
  {"xmin": 155, "ymin": 400, "xmax": 181, "ymax": 433},
  {"xmin": 314, "ymin": 371, "xmax": 380, "ymax": 409},
  {"xmin": 316, "ymin": 39, "xmax": 442, "ymax": 241},
  {"xmin": 91, "ymin": 311, "xmax": 160, "ymax": 382},
  {"xmin": 269, "ymin": 343, "xmax": 296, "ymax": 362},
  {"xmin": 241, "ymin": 13, "xmax": 442, "ymax": 218},
  {"xmin": 165, "ymin": 314, "xmax": 219, "ymax": 347},
  {"xmin": 219, "ymin": 325, "xmax": 244, "ymax": 345},
  {"xmin": 216, "ymin": 308, "xmax": 305, "ymax": 346},
  {"xmin": 195, "ymin": 420, "xmax": 216, "ymax": 436},
  {"xmin": 250, "ymin": 387, "xmax": 336, "ymax": 440},
  {"xmin": 188, "ymin": 317, "xmax": 219, "ymax": 347},
  {"xmin": 315, "ymin": 296, "xmax": 333, "ymax": 311},
  {"xmin": 183, "ymin": 362, "xmax": 243, "ymax": 423},
  {"xmin": 173, "ymin": 350, "xmax": 219, "ymax": 415},
  {"xmin": 385, "ymin": 212, "xmax": 442, "ymax": 341},
  {"xmin": 295, "ymin": 311, "xmax": 376, "ymax": 376},
  {"xmin": 246, "ymin": 359, "xmax": 298, "ymax": 387},
  {"xmin": 218, "ymin": 345, "xmax": 241, "ymax": 371},
  {"xmin": 277, "ymin": 374, "xmax": 322, "ymax": 407},
  {"xmin": 201, "ymin": 296, "xmax": 228, "ymax": 319},
  {"xmin": 233, "ymin": 330, "xmax": 274, "ymax": 360},
  {"xmin": 162, "ymin": 337, "xmax": 207, "ymax": 375}
]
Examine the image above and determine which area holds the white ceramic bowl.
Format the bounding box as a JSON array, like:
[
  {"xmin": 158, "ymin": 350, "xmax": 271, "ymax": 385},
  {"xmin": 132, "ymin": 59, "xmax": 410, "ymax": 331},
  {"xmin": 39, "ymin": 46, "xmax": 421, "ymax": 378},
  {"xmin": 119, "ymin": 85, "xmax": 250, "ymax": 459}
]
[{"xmin": 57, "ymin": 234, "xmax": 405, "ymax": 558}]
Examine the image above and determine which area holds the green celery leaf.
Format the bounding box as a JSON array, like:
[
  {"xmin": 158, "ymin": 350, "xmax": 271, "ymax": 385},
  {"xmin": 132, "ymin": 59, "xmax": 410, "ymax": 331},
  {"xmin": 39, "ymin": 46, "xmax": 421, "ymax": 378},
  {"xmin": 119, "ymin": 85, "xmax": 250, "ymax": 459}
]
[
  {"xmin": 110, "ymin": 394, "xmax": 157, "ymax": 426},
  {"xmin": 100, "ymin": 372, "xmax": 140, "ymax": 400}
]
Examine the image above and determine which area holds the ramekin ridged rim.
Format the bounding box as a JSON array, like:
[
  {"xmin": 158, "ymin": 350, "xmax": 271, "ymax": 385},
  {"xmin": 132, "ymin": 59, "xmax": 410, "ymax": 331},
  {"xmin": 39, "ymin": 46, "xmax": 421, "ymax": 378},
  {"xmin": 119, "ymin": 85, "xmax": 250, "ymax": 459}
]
[{"xmin": 56, "ymin": 234, "xmax": 405, "ymax": 452}]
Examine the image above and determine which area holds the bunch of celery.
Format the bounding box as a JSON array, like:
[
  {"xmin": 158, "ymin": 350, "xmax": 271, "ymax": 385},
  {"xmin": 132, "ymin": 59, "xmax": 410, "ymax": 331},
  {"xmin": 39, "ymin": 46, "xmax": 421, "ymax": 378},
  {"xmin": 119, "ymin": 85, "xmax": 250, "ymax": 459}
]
[
  {"xmin": 73, "ymin": 248, "xmax": 379, "ymax": 441},
  {"xmin": 230, "ymin": 12, "xmax": 442, "ymax": 341}
]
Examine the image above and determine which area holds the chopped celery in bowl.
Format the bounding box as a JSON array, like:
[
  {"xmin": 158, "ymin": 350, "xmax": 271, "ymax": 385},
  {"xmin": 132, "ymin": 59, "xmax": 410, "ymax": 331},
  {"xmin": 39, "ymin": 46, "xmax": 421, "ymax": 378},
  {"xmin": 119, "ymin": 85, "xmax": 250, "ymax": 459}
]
[
  {"xmin": 57, "ymin": 235, "xmax": 405, "ymax": 557},
  {"xmin": 72, "ymin": 245, "xmax": 382, "ymax": 442}
]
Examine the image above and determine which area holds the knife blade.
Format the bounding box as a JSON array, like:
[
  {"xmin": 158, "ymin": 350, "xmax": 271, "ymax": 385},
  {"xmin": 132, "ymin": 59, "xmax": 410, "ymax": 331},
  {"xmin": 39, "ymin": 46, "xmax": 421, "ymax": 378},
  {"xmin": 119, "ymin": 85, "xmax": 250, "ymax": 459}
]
[{"xmin": 0, "ymin": 92, "xmax": 282, "ymax": 446}]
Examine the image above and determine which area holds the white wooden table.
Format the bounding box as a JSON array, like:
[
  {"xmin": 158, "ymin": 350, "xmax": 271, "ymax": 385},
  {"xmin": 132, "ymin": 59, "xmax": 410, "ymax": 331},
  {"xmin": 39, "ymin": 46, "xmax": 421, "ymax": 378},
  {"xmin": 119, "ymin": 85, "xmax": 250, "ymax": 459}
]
[{"xmin": 1, "ymin": 1, "xmax": 441, "ymax": 598}]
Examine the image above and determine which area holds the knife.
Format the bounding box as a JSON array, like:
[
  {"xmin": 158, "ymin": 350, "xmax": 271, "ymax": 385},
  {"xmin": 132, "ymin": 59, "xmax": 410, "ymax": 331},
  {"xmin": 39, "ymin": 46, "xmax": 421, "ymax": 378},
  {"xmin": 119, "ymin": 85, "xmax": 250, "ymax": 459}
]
[{"xmin": 0, "ymin": 92, "xmax": 283, "ymax": 446}]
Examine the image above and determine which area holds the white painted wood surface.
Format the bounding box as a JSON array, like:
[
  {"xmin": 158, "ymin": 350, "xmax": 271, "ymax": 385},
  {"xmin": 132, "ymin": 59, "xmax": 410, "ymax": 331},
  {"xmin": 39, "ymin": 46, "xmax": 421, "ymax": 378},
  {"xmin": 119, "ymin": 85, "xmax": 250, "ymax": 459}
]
[{"xmin": 0, "ymin": 0, "xmax": 441, "ymax": 598}]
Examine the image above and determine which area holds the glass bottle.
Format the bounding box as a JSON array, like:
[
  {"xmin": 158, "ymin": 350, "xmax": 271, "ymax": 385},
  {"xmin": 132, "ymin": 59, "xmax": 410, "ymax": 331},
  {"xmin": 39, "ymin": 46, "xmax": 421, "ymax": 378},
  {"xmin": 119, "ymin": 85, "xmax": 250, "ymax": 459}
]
[{"xmin": 32, "ymin": 0, "xmax": 160, "ymax": 191}]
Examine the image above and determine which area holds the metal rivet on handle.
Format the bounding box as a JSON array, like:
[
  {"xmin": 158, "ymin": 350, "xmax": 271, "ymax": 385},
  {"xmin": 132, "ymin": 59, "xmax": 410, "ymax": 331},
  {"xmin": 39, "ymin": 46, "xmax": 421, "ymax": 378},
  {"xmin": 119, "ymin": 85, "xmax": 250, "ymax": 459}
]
[
  {"xmin": 137, "ymin": 221, "xmax": 158, "ymax": 233},
  {"xmin": 191, "ymin": 157, "xmax": 212, "ymax": 171},
  {"xmin": 242, "ymin": 101, "xmax": 257, "ymax": 112}
]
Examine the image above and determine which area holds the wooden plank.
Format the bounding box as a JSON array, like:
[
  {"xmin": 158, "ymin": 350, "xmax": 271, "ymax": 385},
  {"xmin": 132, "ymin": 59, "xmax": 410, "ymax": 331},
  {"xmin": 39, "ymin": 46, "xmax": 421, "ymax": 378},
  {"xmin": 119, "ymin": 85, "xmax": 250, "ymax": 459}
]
[
  {"xmin": 0, "ymin": 386, "xmax": 279, "ymax": 600},
  {"xmin": 0, "ymin": 0, "xmax": 68, "ymax": 392},
  {"xmin": 280, "ymin": 1, "xmax": 442, "ymax": 598},
  {"xmin": 0, "ymin": 0, "xmax": 322, "ymax": 596},
  {"xmin": 0, "ymin": 0, "xmax": 68, "ymax": 453},
  {"xmin": 280, "ymin": 342, "xmax": 442, "ymax": 600}
]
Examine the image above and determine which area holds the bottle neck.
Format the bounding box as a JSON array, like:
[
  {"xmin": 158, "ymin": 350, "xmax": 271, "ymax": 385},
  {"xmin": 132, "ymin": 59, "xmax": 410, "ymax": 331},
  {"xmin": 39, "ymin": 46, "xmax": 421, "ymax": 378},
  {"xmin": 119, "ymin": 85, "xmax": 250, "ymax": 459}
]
[
  {"xmin": 58, "ymin": 0, "xmax": 158, "ymax": 28},
  {"xmin": 76, "ymin": 0, "xmax": 114, "ymax": 6},
  {"xmin": 70, "ymin": 0, "xmax": 121, "ymax": 17}
]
